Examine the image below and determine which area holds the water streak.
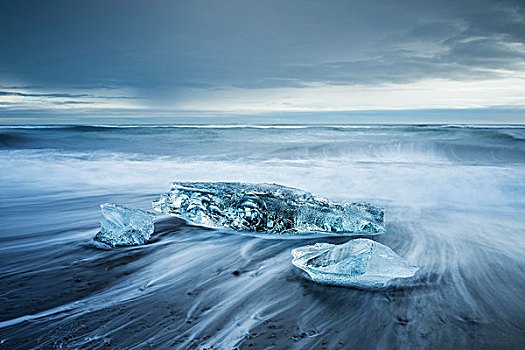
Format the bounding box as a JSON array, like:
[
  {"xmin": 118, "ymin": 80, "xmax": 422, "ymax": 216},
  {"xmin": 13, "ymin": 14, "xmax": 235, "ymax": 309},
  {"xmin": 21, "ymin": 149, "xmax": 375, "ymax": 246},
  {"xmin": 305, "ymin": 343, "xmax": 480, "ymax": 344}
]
[{"xmin": 0, "ymin": 125, "xmax": 524, "ymax": 349}]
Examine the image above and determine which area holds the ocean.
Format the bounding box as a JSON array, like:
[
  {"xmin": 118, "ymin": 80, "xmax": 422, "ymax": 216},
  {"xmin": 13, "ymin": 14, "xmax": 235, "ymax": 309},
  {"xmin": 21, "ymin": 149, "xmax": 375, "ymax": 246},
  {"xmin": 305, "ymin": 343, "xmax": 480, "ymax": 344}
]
[{"xmin": 0, "ymin": 124, "xmax": 524, "ymax": 349}]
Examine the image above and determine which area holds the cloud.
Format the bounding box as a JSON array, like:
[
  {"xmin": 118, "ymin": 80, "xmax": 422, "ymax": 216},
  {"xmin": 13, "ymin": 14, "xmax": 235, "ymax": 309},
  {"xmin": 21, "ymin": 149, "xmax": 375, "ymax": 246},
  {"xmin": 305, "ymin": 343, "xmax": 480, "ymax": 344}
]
[
  {"xmin": 0, "ymin": 90, "xmax": 141, "ymax": 100},
  {"xmin": 0, "ymin": 0, "xmax": 524, "ymax": 117},
  {"xmin": 0, "ymin": 91, "xmax": 91, "ymax": 98}
]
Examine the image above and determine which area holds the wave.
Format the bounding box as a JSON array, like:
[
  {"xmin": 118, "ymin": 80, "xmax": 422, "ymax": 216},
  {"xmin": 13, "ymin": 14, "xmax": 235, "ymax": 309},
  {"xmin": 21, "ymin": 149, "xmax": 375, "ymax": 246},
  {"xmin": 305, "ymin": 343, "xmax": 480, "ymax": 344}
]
[
  {"xmin": 1, "ymin": 129, "xmax": 524, "ymax": 166},
  {"xmin": 2, "ymin": 124, "xmax": 524, "ymax": 131},
  {"xmin": 0, "ymin": 133, "xmax": 32, "ymax": 147},
  {"xmin": 0, "ymin": 124, "xmax": 313, "ymax": 130},
  {"xmin": 440, "ymin": 124, "xmax": 525, "ymax": 129},
  {"xmin": 92, "ymin": 124, "xmax": 313, "ymax": 129},
  {"xmin": 1, "ymin": 148, "xmax": 523, "ymax": 210},
  {"xmin": 0, "ymin": 125, "xmax": 74, "ymax": 129}
]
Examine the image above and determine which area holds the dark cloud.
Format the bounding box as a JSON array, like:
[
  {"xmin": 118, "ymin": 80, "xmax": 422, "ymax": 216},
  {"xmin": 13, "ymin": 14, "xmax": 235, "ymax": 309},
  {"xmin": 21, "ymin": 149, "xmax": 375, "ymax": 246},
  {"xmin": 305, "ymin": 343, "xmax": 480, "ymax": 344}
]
[
  {"xmin": 51, "ymin": 101, "xmax": 96, "ymax": 105},
  {"xmin": 0, "ymin": 90, "xmax": 141, "ymax": 100},
  {"xmin": 0, "ymin": 0, "xmax": 523, "ymax": 103},
  {"xmin": 0, "ymin": 91, "xmax": 91, "ymax": 98}
]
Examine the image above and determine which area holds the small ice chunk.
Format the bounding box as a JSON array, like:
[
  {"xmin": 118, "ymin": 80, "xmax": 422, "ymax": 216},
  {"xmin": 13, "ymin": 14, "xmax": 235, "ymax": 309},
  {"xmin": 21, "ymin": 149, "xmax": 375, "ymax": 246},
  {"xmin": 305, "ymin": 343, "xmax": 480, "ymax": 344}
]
[
  {"xmin": 292, "ymin": 239, "xmax": 418, "ymax": 288},
  {"xmin": 94, "ymin": 203, "xmax": 155, "ymax": 246},
  {"xmin": 152, "ymin": 182, "xmax": 386, "ymax": 236}
]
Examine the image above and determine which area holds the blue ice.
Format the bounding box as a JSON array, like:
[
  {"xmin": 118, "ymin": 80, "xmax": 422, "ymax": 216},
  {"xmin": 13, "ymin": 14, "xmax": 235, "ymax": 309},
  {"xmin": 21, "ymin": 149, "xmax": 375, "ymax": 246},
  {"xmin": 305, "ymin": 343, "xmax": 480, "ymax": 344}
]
[
  {"xmin": 94, "ymin": 203, "xmax": 155, "ymax": 246},
  {"xmin": 153, "ymin": 182, "xmax": 386, "ymax": 236},
  {"xmin": 292, "ymin": 239, "xmax": 418, "ymax": 288}
]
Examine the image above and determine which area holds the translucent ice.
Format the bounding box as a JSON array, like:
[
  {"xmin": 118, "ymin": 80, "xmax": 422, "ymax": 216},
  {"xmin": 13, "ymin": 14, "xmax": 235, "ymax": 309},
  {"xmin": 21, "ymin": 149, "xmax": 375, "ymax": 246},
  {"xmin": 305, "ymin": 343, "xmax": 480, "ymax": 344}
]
[
  {"xmin": 291, "ymin": 239, "xmax": 418, "ymax": 288},
  {"xmin": 94, "ymin": 203, "xmax": 155, "ymax": 246},
  {"xmin": 152, "ymin": 182, "xmax": 386, "ymax": 235}
]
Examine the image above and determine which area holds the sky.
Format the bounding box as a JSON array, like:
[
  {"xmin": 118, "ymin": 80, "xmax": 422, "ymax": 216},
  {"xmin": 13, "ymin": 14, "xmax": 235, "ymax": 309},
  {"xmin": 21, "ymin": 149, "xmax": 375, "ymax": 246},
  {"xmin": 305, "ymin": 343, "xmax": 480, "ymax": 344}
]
[{"xmin": 1, "ymin": 0, "xmax": 524, "ymax": 124}]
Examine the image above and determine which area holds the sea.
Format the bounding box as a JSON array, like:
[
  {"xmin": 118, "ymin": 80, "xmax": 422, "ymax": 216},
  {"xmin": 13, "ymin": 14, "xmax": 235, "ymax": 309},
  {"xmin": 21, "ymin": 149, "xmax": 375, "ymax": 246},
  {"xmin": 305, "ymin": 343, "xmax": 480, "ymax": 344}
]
[{"xmin": 0, "ymin": 124, "xmax": 524, "ymax": 349}]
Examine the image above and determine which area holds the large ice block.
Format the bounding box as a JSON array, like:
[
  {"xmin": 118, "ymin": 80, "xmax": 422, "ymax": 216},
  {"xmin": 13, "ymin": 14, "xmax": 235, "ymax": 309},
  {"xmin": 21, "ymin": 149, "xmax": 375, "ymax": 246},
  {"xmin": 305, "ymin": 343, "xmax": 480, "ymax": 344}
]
[
  {"xmin": 152, "ymin": 182, "xmax": 385, "ymax": 235},
  {"xmin": 291, "ymin": 239, "xmax": 418, "ymax": 288},
  {"xmin": 94, "ymin": 203, "xmax": 155, "ymax": 246}
]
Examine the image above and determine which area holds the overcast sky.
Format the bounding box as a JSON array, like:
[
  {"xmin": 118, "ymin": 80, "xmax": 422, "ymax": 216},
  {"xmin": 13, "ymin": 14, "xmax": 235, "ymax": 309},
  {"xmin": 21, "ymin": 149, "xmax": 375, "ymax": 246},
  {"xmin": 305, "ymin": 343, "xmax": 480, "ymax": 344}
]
[{"xmin": 1, "ymin": 0, "xmax": 524, "ymax": 123}]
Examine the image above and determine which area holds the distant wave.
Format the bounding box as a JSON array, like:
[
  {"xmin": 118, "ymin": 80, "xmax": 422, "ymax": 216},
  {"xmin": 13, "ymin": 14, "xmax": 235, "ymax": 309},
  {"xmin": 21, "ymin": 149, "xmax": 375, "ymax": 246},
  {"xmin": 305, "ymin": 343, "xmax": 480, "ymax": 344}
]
[
  {"xmin": 0, "ymin": 133, "xmax": 29, "ymax": 147},
  {"xmin": 93, "ymin": 124, "xmax": 312, "ymax": 129},
  {"xmin": 65, "ymin": 125, "xmax": 315, "ymax": 133},
  {"xmin": 1, "ymin": 125, "xmax": 524, "ymax": 163},
  {"xmin": 440, "ymin": 124, "xmax": 525, "ymax": 129},
  {"xmin": 1, "ymin": 124, "xmax": 524, "ymax": 131},
  {"xmin": 0, "ymin": 125, "xmax": 73, "ymax": 129}
]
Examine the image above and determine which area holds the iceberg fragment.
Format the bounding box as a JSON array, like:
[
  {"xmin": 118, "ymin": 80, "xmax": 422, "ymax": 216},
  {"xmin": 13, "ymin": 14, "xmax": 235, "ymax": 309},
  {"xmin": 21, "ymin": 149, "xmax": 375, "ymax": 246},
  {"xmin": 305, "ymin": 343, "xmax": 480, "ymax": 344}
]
[
  {"xmin": 291, "ymin": 239, "xmax": 418, "ymax": 288},
  {"xmin": 152, "ymin": 182, "xmax": 385, "ymax": 235},
  {"xmin": 94, "ymin": 203, "xmax": 155, "ymax": 246}
]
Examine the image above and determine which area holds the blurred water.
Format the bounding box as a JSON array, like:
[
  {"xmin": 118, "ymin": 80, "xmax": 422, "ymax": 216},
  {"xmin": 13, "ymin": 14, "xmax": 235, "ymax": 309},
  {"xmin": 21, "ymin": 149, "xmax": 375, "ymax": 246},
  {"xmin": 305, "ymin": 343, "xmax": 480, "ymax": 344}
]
[{"xmin": 0, "ymin": 124, "xmax": 524, "ymax": 349}]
